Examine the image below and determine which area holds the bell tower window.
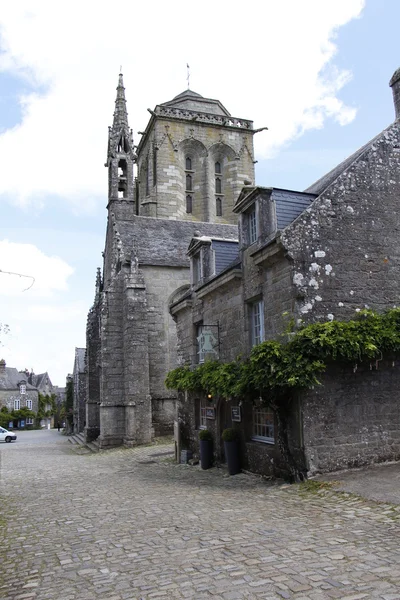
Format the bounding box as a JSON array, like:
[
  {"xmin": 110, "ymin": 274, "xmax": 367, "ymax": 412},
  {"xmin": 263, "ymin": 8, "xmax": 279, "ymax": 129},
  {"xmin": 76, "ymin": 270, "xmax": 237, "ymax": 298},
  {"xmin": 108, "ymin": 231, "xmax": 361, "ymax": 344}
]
[
  {"xmin": 118, "ymin": 158, "xmax": 127, "ymax": 198},
  {"xmin": 215, "ymin": 161, "xmax": 223, "ymax": 217},
  {"xmin": 185, "ymin": 156, "xmax": 194, "ymax": 214}
]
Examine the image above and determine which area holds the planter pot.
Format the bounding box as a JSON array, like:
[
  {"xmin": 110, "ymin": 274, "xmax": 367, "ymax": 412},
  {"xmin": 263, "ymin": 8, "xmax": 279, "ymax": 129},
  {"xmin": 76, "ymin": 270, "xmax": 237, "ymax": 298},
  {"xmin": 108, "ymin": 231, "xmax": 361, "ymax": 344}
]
[
  {"xmin": 224, "ymin": 440, "xmax": 241, "ymax": 475},
  {"xmin": 200, "ymin": 440, "xmax": 213, "ymax": 469}
]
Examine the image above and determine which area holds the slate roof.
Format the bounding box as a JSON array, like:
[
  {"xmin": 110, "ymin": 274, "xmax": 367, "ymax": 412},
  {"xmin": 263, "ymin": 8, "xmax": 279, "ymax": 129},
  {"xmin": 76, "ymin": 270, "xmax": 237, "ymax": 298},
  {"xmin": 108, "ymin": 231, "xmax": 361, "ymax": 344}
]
[
  {"xmin": 75, "ymin": 348, "xmax": 86, "ymax": 374},
  {"xmin": 271, "ymin": 188, "xmax": 317, "ymax": 229},
  {"xmin": 0, "ymin": 366, "xmax": 36, "ymax": 391},
  {"xmin": 117, "ymin": 217, "xmax": 238, "ymax": 268},
  {"xmin": 212, "ymin": 240, "xmax": 239, "ymax": 274},
  {"xmin": 160, "ymin": 89, "xmax": 231, "ymax": 117}
]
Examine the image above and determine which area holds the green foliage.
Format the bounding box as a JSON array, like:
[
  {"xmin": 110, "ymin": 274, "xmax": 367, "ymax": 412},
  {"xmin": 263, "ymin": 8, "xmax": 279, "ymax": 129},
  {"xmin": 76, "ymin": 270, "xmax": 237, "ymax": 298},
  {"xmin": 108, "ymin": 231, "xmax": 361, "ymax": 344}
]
[
  {"xmin": 11, "ymin": 407, "xmax": 36, "ymax": 420},
  {"xmin": 198, "ymin": 429, "xmax": 213, "ymax": 441},
  {"xmin": 165, "ymin": 308, "xmax": 400, "ymax": 404},
  {"xmin": 65, "ymin": 378, "xmax": 73, "ymax": 425},
  {"xmin": 0, "ymin": 407, "xmax": 10, "ymax": 428},
  {"xmin": 222, "ymin": 428, "xmax": 240, "ymax": 442},
  {"xmin": 37, "ymin": 393, "xmax": 56, "ymax": 419}
]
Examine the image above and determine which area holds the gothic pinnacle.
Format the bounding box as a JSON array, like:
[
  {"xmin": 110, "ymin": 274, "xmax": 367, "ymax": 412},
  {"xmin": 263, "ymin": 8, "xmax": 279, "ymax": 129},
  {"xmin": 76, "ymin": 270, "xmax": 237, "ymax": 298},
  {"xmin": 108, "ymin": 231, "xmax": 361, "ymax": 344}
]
[{"xmin": 112, "ymin": 72, "xmax": 129, "ymax": 130}]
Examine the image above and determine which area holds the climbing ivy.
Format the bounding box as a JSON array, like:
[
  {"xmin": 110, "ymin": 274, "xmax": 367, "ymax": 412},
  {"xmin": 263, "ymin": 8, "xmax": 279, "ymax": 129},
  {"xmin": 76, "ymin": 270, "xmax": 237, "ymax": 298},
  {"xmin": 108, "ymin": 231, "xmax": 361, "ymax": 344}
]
[{"xmin": 166, "ymin": 309, "xmax": 400, "ymax": 401}]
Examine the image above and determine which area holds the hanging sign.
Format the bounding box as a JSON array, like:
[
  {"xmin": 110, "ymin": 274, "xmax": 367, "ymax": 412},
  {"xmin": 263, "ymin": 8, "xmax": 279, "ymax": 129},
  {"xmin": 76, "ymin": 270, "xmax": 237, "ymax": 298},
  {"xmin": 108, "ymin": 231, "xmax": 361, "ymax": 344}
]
[
  {"xmin": 205, "ymin": 407, "xmax": 216, "ymax": 420},
  {"xmin": 231, "ymin": 406, "xmax": 242, "ymax": 423}
]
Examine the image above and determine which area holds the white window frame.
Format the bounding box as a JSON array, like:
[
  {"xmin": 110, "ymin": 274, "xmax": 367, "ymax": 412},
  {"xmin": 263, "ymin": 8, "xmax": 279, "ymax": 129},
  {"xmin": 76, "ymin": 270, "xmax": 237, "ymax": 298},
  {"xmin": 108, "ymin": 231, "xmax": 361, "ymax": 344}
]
[
  {"xmin": 199, "ymin": 397, "xmax": 207, "ymax": 430},
  {"xmin": 26, "ymin": 399, "xmax": 32, "ymax": 410},
  {"xmin": 248, "ymin": 206, "xmax": 257, "ymax": 244},
  {"xmin": 26, "ymin": 417, "xmax": 33, "ymax": 425},
  {"xmin": 20, "ymin": 384, "xmax": 26, "ymax": 395},
  {"xmin": 14, "ymin": 399, "xmax": 20, "ymax": 410},
  {"xmin": 252, "ymin": 406, "xmax": 275, "ymax": 444},
  {"xmin": 250, "ymin": 300, "xmax": 264, "ymax": 347}
]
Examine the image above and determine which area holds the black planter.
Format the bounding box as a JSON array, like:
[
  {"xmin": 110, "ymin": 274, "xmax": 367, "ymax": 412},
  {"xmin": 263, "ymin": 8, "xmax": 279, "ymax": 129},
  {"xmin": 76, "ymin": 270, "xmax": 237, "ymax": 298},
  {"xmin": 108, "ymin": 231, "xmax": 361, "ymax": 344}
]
[
  {"xmin": 224, "ymin": 440, "xmax": 241, "ymax": 475},
  {"xmin": 200, "ymin": 439, "xmax": 213, "ymax": 469}
]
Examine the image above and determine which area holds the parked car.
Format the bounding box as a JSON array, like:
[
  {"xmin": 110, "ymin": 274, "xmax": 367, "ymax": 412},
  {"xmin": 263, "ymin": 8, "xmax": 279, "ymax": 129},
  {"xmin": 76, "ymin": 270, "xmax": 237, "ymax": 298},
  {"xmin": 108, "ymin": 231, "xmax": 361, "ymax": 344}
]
[{"xmin": 0, "ymin": 427, "xmax": 17, "ymax": 443}]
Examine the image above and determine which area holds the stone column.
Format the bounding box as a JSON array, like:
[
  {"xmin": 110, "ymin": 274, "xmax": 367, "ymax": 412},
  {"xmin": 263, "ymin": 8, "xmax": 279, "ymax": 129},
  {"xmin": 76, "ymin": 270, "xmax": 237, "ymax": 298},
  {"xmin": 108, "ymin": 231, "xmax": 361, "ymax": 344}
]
[{"xmin": 122, "ymin": 261, "xmax": 153, "ymax": 446}]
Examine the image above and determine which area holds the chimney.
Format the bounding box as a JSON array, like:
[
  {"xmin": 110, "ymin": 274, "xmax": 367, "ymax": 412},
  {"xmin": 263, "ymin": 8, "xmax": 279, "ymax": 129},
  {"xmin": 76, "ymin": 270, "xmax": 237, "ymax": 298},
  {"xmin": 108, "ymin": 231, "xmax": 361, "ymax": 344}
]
[
  {"xmin": 0, "ymin": 359, "xmax": 6, "ymax": 372},
  {"xmin": 389, "ymin": 67, "xmax": 400, "ymax": 121}
]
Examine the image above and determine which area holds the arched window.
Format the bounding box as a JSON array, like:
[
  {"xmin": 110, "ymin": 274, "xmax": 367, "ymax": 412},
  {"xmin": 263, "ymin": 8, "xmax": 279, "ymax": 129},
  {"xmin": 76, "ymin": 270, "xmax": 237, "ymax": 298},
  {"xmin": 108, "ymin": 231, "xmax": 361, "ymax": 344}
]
[
  {"xmin": 215, "ymin": 161, "xmax": 223, "ymax": 216},
  {"xmin": 186, "ymin": 173, "xmax": 192, "ymax": 191},
  {"xmin": 186, "ymin": 156, "xmax": 192, "ymax": 171},
  {"xmin": 186, "ymin": 195, "xmax": 193, "ymax": 214}
]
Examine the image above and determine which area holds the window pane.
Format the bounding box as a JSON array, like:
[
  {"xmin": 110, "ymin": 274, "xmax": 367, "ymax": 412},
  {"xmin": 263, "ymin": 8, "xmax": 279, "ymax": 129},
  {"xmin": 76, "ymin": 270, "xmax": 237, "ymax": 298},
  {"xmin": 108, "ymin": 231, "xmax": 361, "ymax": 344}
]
[
  {"xmin": 253, "ymin": 407, "xmax": 274, "ymax": 441},
  {"xmin": 186, "ymin": 195, "xmax": 192, "ymax": 214},
  {"xmin": 186, "ymin": 156, "xmax": 192, "ymax": 170},
  {"xmin": 216, "ymin": 197, "xmax": 222, "ymax": 217},
  {"xmin": 186, "ymin": 174, "xmax": 192, "ymax": 191},
  {"xmin": 249, "ymin": 208, "xmax": 257, "ymax": 244},
  {"xmin": 215, "ymin": 178, "xmax": 221, "ymax": 194},
  {"xmin": 251, "ymin": 301, "xmax": 264, "ymax": 346},
  {"xmin": 215, "ymin": 161, "xmax": 221, "ymax": 174}
]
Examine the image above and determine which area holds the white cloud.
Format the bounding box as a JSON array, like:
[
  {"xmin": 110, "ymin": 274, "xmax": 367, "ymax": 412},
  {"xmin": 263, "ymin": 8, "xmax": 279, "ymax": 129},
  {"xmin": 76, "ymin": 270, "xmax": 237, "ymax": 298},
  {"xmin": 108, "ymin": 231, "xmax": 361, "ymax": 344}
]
[
  {"xmin": 0, "ymin": 240, "xmax": 74, "ymax": 297},
  {"xmin": 0, "ymin": 0, "xmax": 365, "ymax": 208},
  {"xmin": 0, "ymin": 240, "xmax": 80, "ymax": 384}
]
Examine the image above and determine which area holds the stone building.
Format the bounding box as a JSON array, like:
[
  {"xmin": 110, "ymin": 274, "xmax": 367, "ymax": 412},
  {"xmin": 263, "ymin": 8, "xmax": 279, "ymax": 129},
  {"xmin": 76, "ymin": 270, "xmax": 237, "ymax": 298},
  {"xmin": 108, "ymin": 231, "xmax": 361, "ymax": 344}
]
[
  {"xmin": 85, "ymin": 75, "xmax": 256, "ymax": 447},
  {"xmin": 170, "ymin": 67, "xmax": 400, "ymax": 477},
  {"xmin": 73, "ymin": 348, "xmax": 86, "ymax": 433},
  {"xmin": 24, "ymin": 370, "xmax": 55, "ymax": 428},
  {"xmin": 0, "ymin": 359, "xmax": 38, "ymax": 428}
]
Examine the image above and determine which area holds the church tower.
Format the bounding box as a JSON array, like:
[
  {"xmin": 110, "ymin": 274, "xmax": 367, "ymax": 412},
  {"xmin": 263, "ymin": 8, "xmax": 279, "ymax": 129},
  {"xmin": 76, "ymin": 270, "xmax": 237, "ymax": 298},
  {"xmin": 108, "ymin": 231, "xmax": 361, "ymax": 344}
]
[
  {"xmin": 106, "ymin": 74, "xmax": 135, "ymax": 206},
  {"xmin": 135, "ymin": 89, "xmax": 256, "ymax": 223}
]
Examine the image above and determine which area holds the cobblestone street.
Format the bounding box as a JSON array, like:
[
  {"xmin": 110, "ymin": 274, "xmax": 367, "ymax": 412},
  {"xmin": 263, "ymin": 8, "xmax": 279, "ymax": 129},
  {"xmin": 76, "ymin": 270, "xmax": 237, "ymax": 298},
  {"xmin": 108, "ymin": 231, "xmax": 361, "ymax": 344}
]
[{"xmin": 1, "ymin": 430, "xmax": 400, "ymax": 600}]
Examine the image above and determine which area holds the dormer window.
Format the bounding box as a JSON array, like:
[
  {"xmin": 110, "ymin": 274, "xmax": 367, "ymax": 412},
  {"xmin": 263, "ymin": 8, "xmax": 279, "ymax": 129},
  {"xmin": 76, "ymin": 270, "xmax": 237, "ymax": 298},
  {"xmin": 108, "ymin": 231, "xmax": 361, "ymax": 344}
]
[{"xmin": 20, "ymin": 384, "xmax": 26, "ymax": 395}]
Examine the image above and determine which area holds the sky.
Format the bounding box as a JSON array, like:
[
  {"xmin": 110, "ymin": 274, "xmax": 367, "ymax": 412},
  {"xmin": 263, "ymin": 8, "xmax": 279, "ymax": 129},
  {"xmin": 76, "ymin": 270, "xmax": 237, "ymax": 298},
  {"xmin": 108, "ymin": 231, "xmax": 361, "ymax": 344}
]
[{"xmin": 0, "ymin": 0, "xmax": 399, "ymax": 386}]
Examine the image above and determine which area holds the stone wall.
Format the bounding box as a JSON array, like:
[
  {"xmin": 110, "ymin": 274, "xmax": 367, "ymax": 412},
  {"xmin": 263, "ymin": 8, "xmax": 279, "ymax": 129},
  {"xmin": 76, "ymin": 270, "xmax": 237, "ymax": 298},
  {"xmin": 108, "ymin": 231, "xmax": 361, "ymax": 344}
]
[
  {"xmin": 301, "ymin": 359, "xmax": 400, "ymax": 474},
  {"xmin": 0, "ymin": 390, "xmax": 38, "ymax": 415},
  {"xmin": 282, "ymin": 122, "xmax": 400, "ymax": 325},
  {"xmin": 137, "ymin": 117, "xmax": 255, "ymax": 222}
]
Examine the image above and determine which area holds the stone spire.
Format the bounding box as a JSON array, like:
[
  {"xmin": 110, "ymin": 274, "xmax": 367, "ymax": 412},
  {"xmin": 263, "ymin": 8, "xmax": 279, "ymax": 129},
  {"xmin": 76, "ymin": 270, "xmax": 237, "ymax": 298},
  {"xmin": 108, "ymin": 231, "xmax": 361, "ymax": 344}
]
[
  {"xmin": 112, "ymin": 73, "xmax": 129, "ymax": 131},
  {"xmin": 106, "ymin": 73, "xmax": 135, "ymax": 204}
]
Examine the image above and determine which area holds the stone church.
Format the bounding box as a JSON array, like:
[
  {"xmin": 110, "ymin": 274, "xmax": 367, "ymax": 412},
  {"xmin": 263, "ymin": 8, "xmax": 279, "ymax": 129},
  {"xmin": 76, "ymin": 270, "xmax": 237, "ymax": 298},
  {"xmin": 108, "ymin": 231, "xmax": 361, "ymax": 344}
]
[{"xmin": 85, "ymin": 75, "xmax": 257, "ymax": 447}]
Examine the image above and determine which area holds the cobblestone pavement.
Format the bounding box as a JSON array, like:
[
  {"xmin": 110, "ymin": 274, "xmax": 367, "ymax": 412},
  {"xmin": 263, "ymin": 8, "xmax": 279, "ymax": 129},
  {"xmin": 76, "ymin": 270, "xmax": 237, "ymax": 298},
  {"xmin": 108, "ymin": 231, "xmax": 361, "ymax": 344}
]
[{"xmin": 1, "ymin": 430, "xmax": 400, "ymax": 600}]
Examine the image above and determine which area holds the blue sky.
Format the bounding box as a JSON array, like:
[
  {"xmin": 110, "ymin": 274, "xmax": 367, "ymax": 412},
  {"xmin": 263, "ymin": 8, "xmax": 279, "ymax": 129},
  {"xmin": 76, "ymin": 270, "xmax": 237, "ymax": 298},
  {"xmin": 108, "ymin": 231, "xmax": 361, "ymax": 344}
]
[{"xmin": 0, "ymin": 0, "xmax": 399, "ymax": 385}]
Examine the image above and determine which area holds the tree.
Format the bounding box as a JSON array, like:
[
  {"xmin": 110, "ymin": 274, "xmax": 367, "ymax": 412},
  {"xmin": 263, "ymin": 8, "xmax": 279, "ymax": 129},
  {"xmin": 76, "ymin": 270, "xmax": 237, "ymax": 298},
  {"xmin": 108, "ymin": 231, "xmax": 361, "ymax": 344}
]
[{"xmin": 65, "ymin": 378, "xmax": 73, "ymax": 428}]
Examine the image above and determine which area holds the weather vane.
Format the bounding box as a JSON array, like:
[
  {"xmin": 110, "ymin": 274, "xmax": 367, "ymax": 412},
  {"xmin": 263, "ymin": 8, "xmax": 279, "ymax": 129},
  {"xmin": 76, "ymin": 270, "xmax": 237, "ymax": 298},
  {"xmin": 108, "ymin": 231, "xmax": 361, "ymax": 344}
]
[{"xmin": 187, "ymin": 63, "xmax": 190, "ymax": 89}]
